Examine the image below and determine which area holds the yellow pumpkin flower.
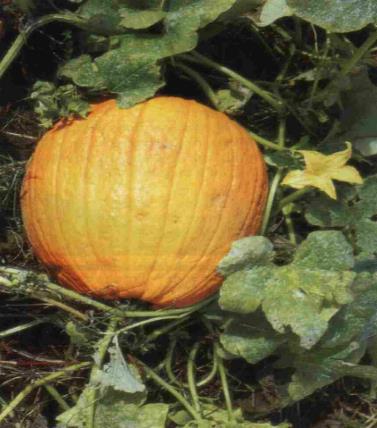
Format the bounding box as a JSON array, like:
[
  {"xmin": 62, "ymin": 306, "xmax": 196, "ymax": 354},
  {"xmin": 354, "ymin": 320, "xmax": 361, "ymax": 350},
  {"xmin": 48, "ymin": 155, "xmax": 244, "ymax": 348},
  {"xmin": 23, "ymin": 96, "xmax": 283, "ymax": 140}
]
[{"xmin": 281, "ymin": 142, "xmax": 363, "ymax": 199}]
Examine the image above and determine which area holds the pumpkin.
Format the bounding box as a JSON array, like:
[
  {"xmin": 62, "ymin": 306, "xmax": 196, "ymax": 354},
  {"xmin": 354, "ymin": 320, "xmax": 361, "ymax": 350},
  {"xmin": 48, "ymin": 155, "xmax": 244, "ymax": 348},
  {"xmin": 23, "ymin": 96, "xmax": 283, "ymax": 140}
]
[{"xmin": 21, "ymin": 97, "xmax": 268, "ymax": 307}]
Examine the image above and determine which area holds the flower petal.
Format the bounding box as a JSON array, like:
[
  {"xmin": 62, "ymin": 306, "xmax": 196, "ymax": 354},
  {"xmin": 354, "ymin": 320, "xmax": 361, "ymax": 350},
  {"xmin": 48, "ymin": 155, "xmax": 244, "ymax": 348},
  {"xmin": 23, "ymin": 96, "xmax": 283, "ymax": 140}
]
[
  {"xmin": 298, "ymin": 150, "xmax": 328, "ymax": 174},
  {"xmin": 281, "ymin": 170, "xmax": 312, "ymax": 189},
  {"xmin": 330, "ymin": 165, "xmax": 363, "ymax": 184},
  {"xmin": 326, "ymin": 142, "xmax": 352, "ymax": 168}
]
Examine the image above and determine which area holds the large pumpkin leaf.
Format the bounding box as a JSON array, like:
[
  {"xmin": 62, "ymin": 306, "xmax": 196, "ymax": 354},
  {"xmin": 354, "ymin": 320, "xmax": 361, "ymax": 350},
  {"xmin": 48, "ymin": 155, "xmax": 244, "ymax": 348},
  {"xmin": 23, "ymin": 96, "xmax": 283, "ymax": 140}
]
[
  {"xmin": 217, "ymin": 236, "xmax": 274, "ymax": 277},
  {"xmin": 60, "ymin": 0, "xmax": 237, "ymax": 107},
  {"xmin": 276, "ymin": 273, "xmax": 377, "ymax": 401},
  {"xmin": 256, "ymin": 0, "xmax": 377, "ymax": 32},
  {"xmin": 219, "ymin": 231, "xmax": 355, "ymax": 349}
]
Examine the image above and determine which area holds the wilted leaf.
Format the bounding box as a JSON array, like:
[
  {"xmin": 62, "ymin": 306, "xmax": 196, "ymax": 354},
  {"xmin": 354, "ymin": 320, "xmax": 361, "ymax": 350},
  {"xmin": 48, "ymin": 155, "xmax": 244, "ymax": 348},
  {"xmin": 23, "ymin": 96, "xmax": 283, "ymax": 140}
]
[
  {"xmin": 217, "ymin": 236, "xmax": 274, "ymax": 277},
  {"xmin": 216, "ymin": 82, "xmax": 253, "ymax": 114},
  {"xmin": 93, "ymin": 337, "xmax": 145, "ymax": 393},
  {"xmin": 66, "ymin": 321, "xmax": 90, "ymax": 347},
  {"xmin": 30, "ymin": 81, "xmax": 90, "ymax": 128}
]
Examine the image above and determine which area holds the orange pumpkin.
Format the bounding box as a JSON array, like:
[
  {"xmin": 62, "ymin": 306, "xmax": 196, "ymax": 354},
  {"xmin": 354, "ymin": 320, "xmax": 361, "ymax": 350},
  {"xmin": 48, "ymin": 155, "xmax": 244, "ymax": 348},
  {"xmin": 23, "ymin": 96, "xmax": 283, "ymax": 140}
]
[{"xmin": 21, "ymin": 97, "xmax": 268, "ymax": 307}]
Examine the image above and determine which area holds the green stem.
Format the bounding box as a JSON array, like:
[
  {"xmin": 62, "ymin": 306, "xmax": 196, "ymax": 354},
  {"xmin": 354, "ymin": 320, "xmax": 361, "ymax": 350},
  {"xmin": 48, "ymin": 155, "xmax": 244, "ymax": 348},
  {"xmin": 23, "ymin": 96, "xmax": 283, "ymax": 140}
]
[
  {"xmin": 216, "ymin": 346, "xmax": 234, "ymax": 423},
  {"xmin": 138, "ymin": 359, "xmax": 203, "ymax": 424},
  {"xmin": 0, "ymin": 362, "xmax": 90, "ymax": 423},
  {"xmin": 182, "ymin": 51, "xmax": 283, "ymax": 111},
  {"xmin": 278, "ymin": 117, "xmax": 286, "ymax": 148},
  {"xmin": 41, "ymin": 297, "xmax": 89, "ymax": 321},
  {"xmin": 116, "ymin": 315, "xmax": 185, "ymax": 335},
  {"xmin": 164, "ymin": 338, "xmax": 180, "ymax": 386},
  {"xmin": 278, "ymin": 187, "xmax": 313, "ymax": 211},
  {"xmin": 0, "ymin": 318, "xmax": 47, "ymax": 339},
  {"xmin": 0, "ymin": 267, "xmax": 215, "ymax": 319},
  {"xmin": 187, "ymin": 342, "xmax": 202, "ymax": 414},
  {"xmin": 86, "ymin": 317, "xmax": 119, "ymax": 428},
  {"xmin": 44, "ymin": 384, "xmax": 70, "ymax": 411},
  {"xmin": 283, "ymin": 206, "xmax": 297, "ymax": 246},
  {"xmin": 318, "ymin": 28, "xmax": 377, "ymax": 100},
  {"xmin": 164, "ymin": 337, "xmax": 217, "ymax": 389},
  {"xmin": 0, "ymin": 13, "xmax": 86, "ymax": 80},
  {"xmin": 248, "ymin": 130, "xmax": 285, "ymax": 151},
  {"xmin": 340, "ymin": 29, "xmax": 377, "ymax": 77},
  {"xmin": 261, "ymin": 118, "xmax": 286, "ymax": 235},
  {"xmin": 261, "ymin": 169, "xmax": 284, "ymax": 235},
  {"xmin": 196, "ymin": 344, "xmax": 218, "ymax": 388},
  {"xmin": 174, "ymin": 61, "xmax": 219, "ymax": 109},
  {"xmin": 308, "ymin": 36, "xmax": 330, "ymax": 107},
  {"xmin": 145, "ymin": 317, "xmax": 190, "ymax": 342}
]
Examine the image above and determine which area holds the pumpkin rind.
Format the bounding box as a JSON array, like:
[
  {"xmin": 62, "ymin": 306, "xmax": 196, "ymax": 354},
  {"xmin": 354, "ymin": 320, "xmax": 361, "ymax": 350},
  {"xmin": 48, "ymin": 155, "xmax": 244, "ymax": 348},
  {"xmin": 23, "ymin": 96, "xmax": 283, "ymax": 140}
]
[{"xmin": 21, "ymin": 97, "xmax": 268, "ymax": 307}]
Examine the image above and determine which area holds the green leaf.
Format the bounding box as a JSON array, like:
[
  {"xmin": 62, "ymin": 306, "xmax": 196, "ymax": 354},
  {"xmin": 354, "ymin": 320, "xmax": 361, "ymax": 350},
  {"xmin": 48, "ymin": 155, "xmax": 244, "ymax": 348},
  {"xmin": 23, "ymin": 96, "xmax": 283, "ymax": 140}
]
[
  {"xmin": 264, "ymin": 150, "xmax": 303, "ymax": 169},
  {"xmin": 258, "ymin": 0, "xmax": 291, "ymax": 26},
  {"xmin": 119, "ymin": 8, "xmax": 166, "ymax": 29},
  {"xmin": 78, "ymin": 0, "xmax": 123, "ymax": 34},
  {"xmin": 263, "ymin": 267, "xmax": 354, "ymax": 349},
  {"xmin": 219, "ymin": 232, "xmax": 355, "ymax": 349},
  {"xmin": 337, "ymin": 68, "xmax": 377, "ymax": 157},
  {"xmin": 219, "ymin": 267, "xmax": 270, "ymax": 314},
  {"xmin": 283, "ymin": 341, "xmax": 366, "ymax": 401},
  {"xmin": 95, "ymin": 398, "xmax": 169, "ymax": 428},
  {"xmin": 59, "ymin": 55, "xmax": 105, "ymax": 88},
  {"xmin": 57, "ymin": 388, "xmax": 159, "ymax": 428},
  {"xmin": 320, "ymin": 272, "xmax": 377, "ymax": 349},
  {"xmin": 287, "ymin": 0, "xmax": 377, "ymax": 33},
  {"xmin": 255, "ymin": 0, "xmax": 377, "ymax": 32},
  {"xmin": 95, "ymin": 50, "xmax": 163, "ymax": 108},
  {"xmin": 217, "ymin": 236, "xmax": 274, "ymax": 277},
  {"xmin": 293, "ymin": 231, "xmax": 354, "ymax": 271},
  {"xmin": 306, "ymin": 176, "xmax": 377, "ymax": 256},
  {"xmin": 61, "ymin": 0, "xmax": 237, "ymax": 107},
  {"xmin": 220, "ymin": 314, "xmax": 286, "ymax": 363}
]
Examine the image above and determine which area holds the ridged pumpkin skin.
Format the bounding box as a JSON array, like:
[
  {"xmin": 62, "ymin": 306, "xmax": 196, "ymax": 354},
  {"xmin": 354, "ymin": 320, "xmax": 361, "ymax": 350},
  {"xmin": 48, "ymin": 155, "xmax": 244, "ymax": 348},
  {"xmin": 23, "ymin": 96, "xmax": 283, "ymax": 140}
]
[{"xmin": 21, "ymin": 97, "xmax": 268, "ymax": 307}]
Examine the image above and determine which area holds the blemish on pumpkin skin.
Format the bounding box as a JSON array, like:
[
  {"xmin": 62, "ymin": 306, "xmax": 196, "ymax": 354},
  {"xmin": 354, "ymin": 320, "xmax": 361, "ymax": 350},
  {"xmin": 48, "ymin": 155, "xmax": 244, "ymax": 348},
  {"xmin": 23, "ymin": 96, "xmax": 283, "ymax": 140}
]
[{"xmin": 212, "ymin": 194, "xmax": 227, "ymax": 208}]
